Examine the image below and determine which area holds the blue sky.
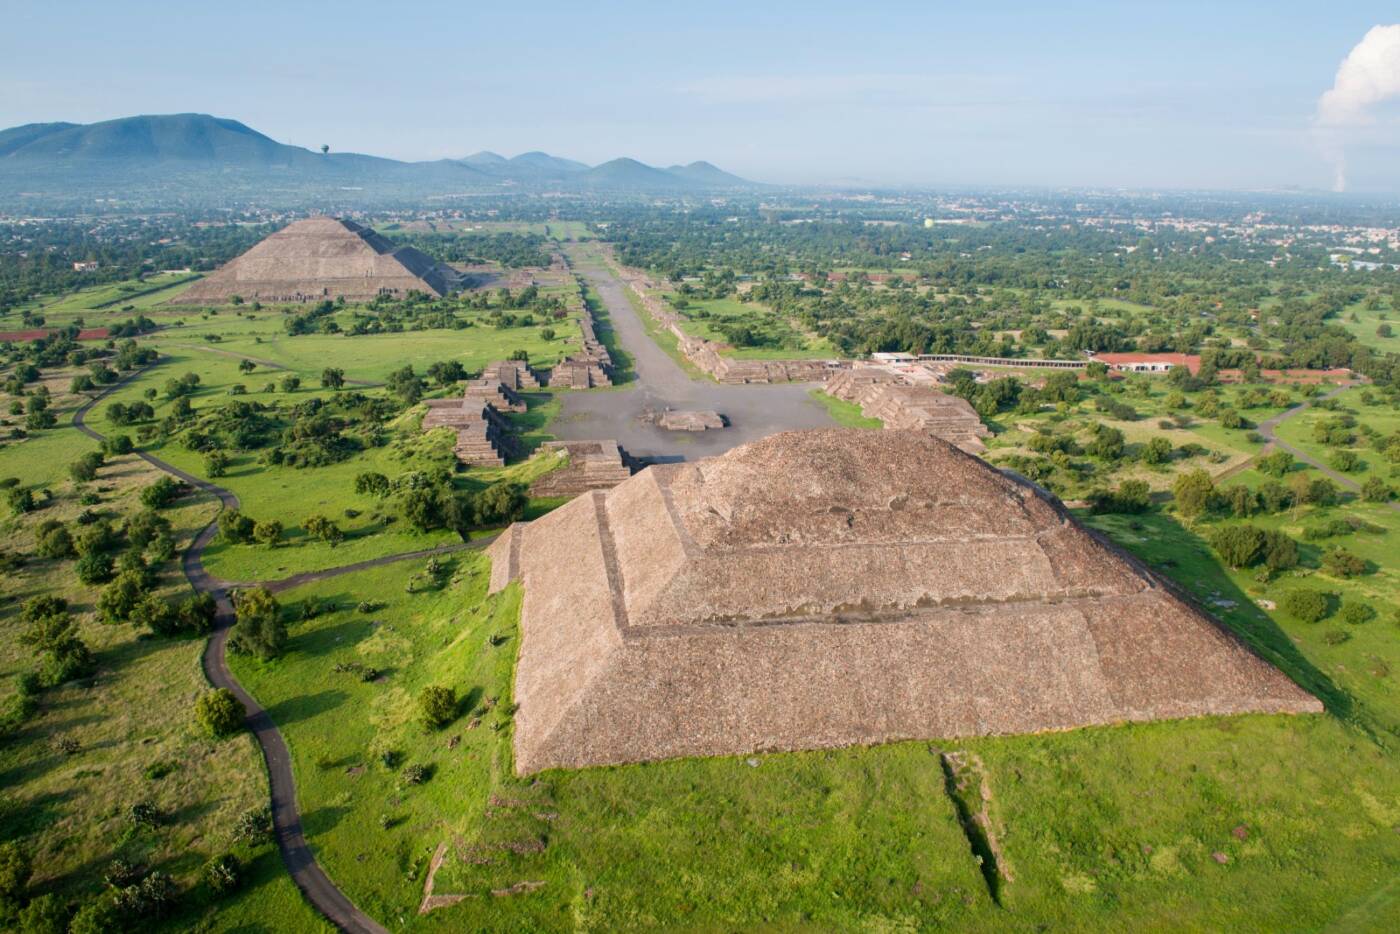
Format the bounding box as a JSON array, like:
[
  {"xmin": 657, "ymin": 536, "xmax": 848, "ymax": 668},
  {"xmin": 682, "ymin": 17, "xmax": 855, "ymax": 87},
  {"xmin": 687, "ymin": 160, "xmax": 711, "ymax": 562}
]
[{"xmin": 3, "ymin": 1, "xmax": 1398, "ymax": 190}]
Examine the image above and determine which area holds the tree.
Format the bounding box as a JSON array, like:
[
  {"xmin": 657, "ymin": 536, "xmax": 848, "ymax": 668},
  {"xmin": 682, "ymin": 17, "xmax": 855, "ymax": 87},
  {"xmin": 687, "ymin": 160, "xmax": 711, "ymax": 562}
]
[
  {"xmin": 303, "ymin": 514, "xmax": 344, "ymax": 547},
  {"xmin": 16, "ymin": 892, "xmax": 69, "ymax": 932},
  {"xmin": 205, "ymin": 451, "xmax": 230, "ymax": 478},
  {"xmin": 140, "ymin": 476, "xmax": 180, "ymax": 509},
  {"xmin": 1172, "ymin": 469, "xmax": 1216, "ymax": 519},
  {"xmin": 97, "ymin": 569, "xmax": 149, "ymax": 623},
  {"xmin": 280, "ymin": 374, "xmax": 301, "ymax": 393},
  {"xmin": 1329, "ymin": 450, "xmax": 1360, "ymax": 472},
  {"xmin": 7, "ymin": 488, "xmax": 35, "ymax": 515},
  {"xmin": 204, "ymin": 853, "xmax": 243, "ymax": 896},
  {"xmin": 76, "ymin": 551, "xmax": 114, "ymax": 584},
  {"xmin": 1220, "ymin": 484, "xmax": 1257, "ymax": 518},
  {"xmin": 1208, "ymin": 524, "xmax": 1265, "ymax": 568},
  {"xmin": 1281, "ymin": 589, "xmax": 1330, "ymax": 623},
  {"xmin": 1256, "ymin": 450, "xmax": 1293, "ymax": 478},
  {"xmin": 320, "ymin": 368, "xmax": 345, "ymax": 390},
  {"xmin": 387, "ymin": 365, "xmax": 424, "ymax": 404},
  {"xmin": 1140, "ymin": 436, "xmax": 1173, "ymax": 465},
  {"xmin": 354, "ymin": 472, "xmax": 390, "ymax": 498},
  {"xmin": 125, "ymin": 509, "xmax": 171, "ymax": 548},
  {"xmin": 238, "ymin": 359, "xmax": 256, "ymax": 374},
  {"xmin": 195, "ymin": 688, "xmax": 246, "ymax": 738},
  {"xmin": 472, "ymin": 480, "xmax": 529, "ymax": 527},
  {"xmin": 70, "ymin": 451, "xmax": 104, "ymax": 482},
  {"xmin": 229, "ymin": 587, "xmax": 284, "ymax": 660},
  {"xmin": 175, "ymin": 593, "xmax": 218, "ymax": 634},
  {"xmin": 252, "ymin": 520, "xmax": 283, "ymax": 547},
  {"xmin": 1261, "ymin": 530, "xmax": 1299, "ymax": 571},
  {"xmin": 218, "ymin": 509, "xmax": 256, "ymax": 544},
  {"xmin": 105, "ymin": 433, "xmax": 134, "ymax": 455},
  {"xmin": 418, "ymin": 685, "xmax": 457, "ymax": 730}
]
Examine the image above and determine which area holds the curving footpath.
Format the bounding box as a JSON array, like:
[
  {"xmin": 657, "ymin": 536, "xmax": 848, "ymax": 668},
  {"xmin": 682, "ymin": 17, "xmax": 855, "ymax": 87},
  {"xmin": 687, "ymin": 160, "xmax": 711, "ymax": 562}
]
[
  {"xmin": 1255, "ymin": 386, "xmax": 1400, "ymax": 515},
  {"xmin": 69, "ymin": 366, "xmax": 469, "ymax": 934}
]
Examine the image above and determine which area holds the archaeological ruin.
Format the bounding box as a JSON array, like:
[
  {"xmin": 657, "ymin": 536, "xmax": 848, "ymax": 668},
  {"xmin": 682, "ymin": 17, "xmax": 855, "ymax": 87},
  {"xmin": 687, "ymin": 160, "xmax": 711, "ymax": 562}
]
[
  {"xmin": 489, "ymin": 429, "xmax": 1320, "ymax": 774},
  {"xmin": 172, "ymin": 216, "xmax": 460, "ymax": 304},
  {"xmin": 824, "ymin": 366, "xmax": 991, "ymax": 454}
]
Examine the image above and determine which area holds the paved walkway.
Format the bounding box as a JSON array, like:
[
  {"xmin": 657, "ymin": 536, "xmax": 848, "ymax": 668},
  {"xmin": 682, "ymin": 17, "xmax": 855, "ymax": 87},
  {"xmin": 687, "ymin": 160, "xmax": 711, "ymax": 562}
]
[
  {"xmin": 553, "ymin": 249, "xmax": 839, "ymax": 460},
  {"xmin": 73, "ymin": 367, "xmax": 401, "ymax": 934},
  {"xmin": 1255, "ymin": 387, "xmax": 1399, "ymax": 514}
]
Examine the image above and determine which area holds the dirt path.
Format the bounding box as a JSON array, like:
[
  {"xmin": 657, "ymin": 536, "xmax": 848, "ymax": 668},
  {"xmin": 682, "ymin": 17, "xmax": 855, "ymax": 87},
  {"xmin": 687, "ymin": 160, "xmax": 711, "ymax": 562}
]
[{"xmin": 71, "ymin": 365, "xmax": 427, "ymax": 934}]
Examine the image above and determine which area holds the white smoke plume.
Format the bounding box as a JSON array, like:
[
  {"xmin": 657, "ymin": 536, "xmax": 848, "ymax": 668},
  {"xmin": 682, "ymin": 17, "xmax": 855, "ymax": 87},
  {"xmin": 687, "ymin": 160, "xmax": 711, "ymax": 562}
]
[{"xmin": 1315, "ymin": 24, "xmax": 1400, "ymax": 191}]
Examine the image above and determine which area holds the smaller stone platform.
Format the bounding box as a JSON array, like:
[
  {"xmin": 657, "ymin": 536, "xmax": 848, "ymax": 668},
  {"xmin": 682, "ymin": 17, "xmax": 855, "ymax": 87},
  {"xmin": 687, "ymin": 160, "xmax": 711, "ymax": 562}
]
[{"xmin": 657, "ymin": 410, "xmax": 727, "ymax": 432}]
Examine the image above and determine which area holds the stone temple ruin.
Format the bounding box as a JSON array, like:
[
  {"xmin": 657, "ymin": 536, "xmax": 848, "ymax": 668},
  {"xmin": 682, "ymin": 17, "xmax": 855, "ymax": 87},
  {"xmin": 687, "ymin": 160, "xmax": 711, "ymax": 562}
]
[
  {"xmin": 547, "ymin": 300, "xmax": 614, "ymax": 389},
  {"xmin": 825, "ymin": 366, "xmax": 991, "ymax": 454},
  {"xmin": 172, "ymin": 216, "xmax": 460, "ymax": 304},
  {"xmin": 489, "ymin": 429, "xmax": 1319, "ymax": 774},
  {"xmin": 420, "ymin": 360, "xmax": 546, "ymax": 468},
  {"xmin": 526, "ymin": 440, "xmax": 639, "ymax": 499}
]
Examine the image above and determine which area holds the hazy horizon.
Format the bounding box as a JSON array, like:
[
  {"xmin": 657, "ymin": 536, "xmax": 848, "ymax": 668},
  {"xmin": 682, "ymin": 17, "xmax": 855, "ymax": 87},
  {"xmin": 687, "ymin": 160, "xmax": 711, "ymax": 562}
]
[{"xmin": 4, "ymin": 1, "xmax": 1399, "ymax": 192}]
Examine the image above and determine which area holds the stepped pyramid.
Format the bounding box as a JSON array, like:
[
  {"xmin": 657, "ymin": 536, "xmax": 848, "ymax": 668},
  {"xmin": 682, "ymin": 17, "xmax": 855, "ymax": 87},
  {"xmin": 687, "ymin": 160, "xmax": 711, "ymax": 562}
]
[
  {"xmin": 172, "ymin": 216, "xmax": 460, "ymax": 304},
  {"xmin": 489, "ymin": 429, "xmax": 1319, "ymax": 774}
]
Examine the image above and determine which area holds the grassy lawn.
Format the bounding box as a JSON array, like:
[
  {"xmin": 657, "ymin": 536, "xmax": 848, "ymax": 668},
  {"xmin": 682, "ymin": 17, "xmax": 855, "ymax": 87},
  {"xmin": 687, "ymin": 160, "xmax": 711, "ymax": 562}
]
[
  {"xmin": 808, "ymin": 389, "xmax": 883, "ymax": 428},
  {"xmin": 0, "ymin": 414, "xmax": 326, "ymax": 930},
  {"xmin": 219, "ymin": 498, "xmax": 1400, "ymax": 930}
]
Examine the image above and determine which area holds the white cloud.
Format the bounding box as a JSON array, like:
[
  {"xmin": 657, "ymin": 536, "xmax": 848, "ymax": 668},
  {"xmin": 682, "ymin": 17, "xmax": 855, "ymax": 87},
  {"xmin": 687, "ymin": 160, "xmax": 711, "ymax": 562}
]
[{"xmin": 1315, "ymin": 24, "xmax": 1400, "ymax": 190}]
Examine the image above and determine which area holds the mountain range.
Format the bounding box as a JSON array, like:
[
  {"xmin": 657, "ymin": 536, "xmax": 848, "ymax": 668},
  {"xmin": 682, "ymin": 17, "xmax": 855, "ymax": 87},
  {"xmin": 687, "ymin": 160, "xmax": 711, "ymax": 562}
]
[{"xmin": 0, "ymin": 113, "xmax": 757, "ymax": 203}]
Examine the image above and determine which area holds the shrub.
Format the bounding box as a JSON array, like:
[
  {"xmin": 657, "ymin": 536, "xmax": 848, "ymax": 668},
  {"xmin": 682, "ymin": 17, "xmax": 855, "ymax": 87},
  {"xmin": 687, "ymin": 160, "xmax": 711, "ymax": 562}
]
[
  {"xmin": 1362, "ymin": 476, "xmax": 1394, "ymax": 502},
  {"xmin": 1322, "ymin": 548, "xmax": 1367, "ymax": 579},
  {"xmin": 125, "ymin": 509, "xmax": 171, "ymax": 548},
  {"xmin": 231, "ymin": 806, "xmax": 273, "ymax": 845},
  {"xmin": 195, "ymin": 688, "xmax": 246, "ymax": 738},
  {"xmin": 0, "ymin": 840, "xmax": 32, "ymax": 901},
  {"xmin": 354, "ymin": 471, "xmax": 390, "ymax": 498},
  {"xmin": 1341, "ymin": 602, "xmax": 1375, "ymax": 625},
  {"xmin": 105, "ymin": 433, "xmax": 134, "ymax": 455},
  {"xmin": 67, "ymin": 895, "xmax": 124, "ymax": 934},
  {"xmin": 402, "ymin": 763, "xmax": 429, "ymax": 785},
  {"xmin": 8, "ymin": 487, "xmax": 35, "ymax": 515},
  {"xmin": 1282, "ymin": 589, "xmax": 1330, "ymax": 623},
  {"xmin": 418, "ymin": 685, "xmax": 457, "ymax": 730},
  {"xmin": 203, "ymin": 853, "xmax": 242, "ymax": 896},
  {"xmin": 111, "ymin": 870, "xmax": 177, "ymax": 920},
  {"xmin": 36, "ymin": 525, "xmax": 75, "ymax": 559},
  {"xmin": 16, "ymin": 891, "xmax": 69, "ymax": 932}
]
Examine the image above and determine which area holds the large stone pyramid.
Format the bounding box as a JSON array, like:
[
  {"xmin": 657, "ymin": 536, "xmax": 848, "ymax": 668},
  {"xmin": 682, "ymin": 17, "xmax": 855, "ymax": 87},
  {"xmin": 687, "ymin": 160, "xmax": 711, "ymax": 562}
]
[
  {"xmin": 172, "ymin": 216, "xmax": 458, "ymax": 304},
  {"xmin": 489, "ymin": 429, "xmax": 1319, "ymax": 774}
]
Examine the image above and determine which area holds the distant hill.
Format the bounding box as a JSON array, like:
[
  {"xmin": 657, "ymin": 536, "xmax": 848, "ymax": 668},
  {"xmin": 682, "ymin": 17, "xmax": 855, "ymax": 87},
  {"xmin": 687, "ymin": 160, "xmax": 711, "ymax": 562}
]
[
  {"xmin": 665, "ymin": 160, "xmax": 752, "ymax": 187},
  {"xmin": 0, "ymin": 113, "xmax": 759, "ymax": 206},
  {"xmin": 583, "ymin": 157, "xmax": 694, "ymax": 189}
]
